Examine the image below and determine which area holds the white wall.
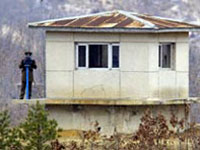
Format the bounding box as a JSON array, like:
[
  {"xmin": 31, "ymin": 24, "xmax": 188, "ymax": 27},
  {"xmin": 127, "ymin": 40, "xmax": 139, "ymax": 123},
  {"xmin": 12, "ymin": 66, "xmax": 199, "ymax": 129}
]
[
  {"xmin": 45, "ymin": 31, "xmax": 189, "ymax": 99},
  {"xmin": 47, "ymin": 104, "xmax": 187, "ymax": 135}
]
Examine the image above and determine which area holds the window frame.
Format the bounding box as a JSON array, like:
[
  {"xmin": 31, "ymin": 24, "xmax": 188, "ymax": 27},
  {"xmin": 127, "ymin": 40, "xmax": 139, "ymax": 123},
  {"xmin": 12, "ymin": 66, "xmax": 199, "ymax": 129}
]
[
  {"xmin": 76, "ymin": 43, "xmax": 88, "ymax": 69},
  {"xmin": 158, "ymin": 42, "xmax": 175, "ymax": 70},
  {"xmin": 76, "ymin": 43, "xmax": 120, "ymax": 70}
]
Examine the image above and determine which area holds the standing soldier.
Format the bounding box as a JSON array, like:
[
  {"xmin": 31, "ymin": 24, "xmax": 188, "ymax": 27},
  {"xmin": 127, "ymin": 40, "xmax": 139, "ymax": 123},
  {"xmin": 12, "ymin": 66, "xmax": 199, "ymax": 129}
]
[{"xmin": 19, "ymin": 51, "xmax": 37, "ymax": 99}]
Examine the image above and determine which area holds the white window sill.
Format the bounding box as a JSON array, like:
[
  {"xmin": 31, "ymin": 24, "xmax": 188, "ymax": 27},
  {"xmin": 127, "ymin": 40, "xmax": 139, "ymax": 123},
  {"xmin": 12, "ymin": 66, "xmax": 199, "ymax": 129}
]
[
  {"xmin": 75, "ymin": 68, "xmax": 120, "ymax": 71},
  {"xmin": 158, "ymin": 68, "xmax": 175, "ymax": 71}
]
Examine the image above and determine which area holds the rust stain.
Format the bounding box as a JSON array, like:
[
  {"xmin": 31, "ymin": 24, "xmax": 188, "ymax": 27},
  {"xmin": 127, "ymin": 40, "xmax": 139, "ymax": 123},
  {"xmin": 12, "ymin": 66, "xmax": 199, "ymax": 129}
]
[
  {"xmin": 114, "ymin": 18, "xmax": 134, "ymax": 27},
  {"xmin": 66, "ymin": 16, "xmax": 97, "ymax": 27},
  {"xmin": 105, "ymin": 14, "xmax": 127, "ymax": 23},
  {"xmin": 51, "ymin": 19, "xmax": 75, "ymax": 26},
  {"xmin": 85, "ymin": 16, "xmax": 113, "ymax": 26}
]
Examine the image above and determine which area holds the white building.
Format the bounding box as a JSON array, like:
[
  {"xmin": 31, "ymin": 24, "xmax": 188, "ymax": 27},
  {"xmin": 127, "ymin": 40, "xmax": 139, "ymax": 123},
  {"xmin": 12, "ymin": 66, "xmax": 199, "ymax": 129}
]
[{"xmin": 27, "ymin": 10, "xmax": 200, "ymax": 135}]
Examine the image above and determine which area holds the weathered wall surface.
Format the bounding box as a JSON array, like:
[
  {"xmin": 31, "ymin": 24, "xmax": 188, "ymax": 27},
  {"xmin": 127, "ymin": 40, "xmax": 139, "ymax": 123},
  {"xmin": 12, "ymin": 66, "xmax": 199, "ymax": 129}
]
[
  {"xmin": 45, "ymin": 32, "xmax": 189, "ymax": 99},
  {"xmin": 47, "ymin": 104, "xmax": 187, "ymax": 135}
]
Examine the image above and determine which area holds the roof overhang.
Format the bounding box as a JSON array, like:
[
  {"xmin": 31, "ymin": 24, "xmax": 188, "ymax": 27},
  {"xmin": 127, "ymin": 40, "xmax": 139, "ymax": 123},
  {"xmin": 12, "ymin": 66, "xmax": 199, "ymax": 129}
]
[{"xmin": 28, "ymin": 24, "xmax": 200, "ymax": 33}]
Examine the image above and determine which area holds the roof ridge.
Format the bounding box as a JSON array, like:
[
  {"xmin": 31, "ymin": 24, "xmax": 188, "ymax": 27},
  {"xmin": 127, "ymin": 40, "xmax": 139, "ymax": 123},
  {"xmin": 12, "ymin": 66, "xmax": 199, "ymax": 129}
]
[
  {"xmin": 145, "ymin": 15, "xmax": 196, "ymax": 25},
  {"xmin": 129, "ymin": 12, "xmax": 199, "ymax": 26},
  {"xmin": 29, "ymin": 10, "xmax": 157, "ymax": 27},
  {"xmin": 117, "ymin": 10, "xmax": 156, "ymax": 28}
]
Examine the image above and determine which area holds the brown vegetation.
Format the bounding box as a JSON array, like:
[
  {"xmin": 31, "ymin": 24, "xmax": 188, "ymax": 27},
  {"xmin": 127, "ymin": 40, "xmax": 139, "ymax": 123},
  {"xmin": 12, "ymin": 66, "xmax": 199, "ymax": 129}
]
[
  {"xmin": 2, "ymin": 102, "xmax": 200, "ymax": 150},
  {"xmin": 51, "ymin": 108, "xmax": 200, "ymax": 150}
]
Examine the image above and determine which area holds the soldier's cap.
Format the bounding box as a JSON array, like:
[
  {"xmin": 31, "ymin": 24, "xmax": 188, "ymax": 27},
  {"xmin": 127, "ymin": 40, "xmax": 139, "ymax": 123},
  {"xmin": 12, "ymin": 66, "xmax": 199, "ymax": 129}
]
[{"xmin": 24, "ymin": 51, "xmax": 32, "ymax": 56}]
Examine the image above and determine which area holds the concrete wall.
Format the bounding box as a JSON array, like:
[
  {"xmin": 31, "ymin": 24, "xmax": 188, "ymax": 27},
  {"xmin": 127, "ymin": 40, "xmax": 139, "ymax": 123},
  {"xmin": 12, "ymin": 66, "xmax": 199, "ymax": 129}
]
[
  {"xmin": 45, "ymin": 32, "xmax": 189, "ymax": 99},
  {"xmin": 47, "ymin": 104, "xmax": 187, "ymax": 135}
]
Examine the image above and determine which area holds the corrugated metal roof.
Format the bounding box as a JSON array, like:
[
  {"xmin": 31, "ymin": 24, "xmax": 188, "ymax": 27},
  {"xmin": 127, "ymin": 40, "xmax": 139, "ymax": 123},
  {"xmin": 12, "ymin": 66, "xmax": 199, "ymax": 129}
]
[{"xmin": 29, "ymin": 10, "xmax": 200, "ymax": 32}]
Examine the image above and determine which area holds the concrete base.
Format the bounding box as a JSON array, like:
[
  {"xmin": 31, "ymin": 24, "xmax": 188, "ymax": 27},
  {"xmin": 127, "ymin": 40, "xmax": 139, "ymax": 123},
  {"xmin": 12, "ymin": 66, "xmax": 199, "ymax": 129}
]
[
  {"xmin": 13, "ymin": 98, "xmax": 197, "ymax": 135},
  {"xmin": 47, "ymin": 104, "xmax": 188, "ymax": 135}
]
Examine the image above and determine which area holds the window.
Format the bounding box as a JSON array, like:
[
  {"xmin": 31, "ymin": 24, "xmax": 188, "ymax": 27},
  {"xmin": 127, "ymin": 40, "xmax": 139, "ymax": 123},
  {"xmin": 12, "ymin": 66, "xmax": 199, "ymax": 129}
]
[
  {"xmin": 76, "ymin": 43, "xmax": 119, "ymax": 69},
  {"xmin": 159, "ymin": 43, "xmax": 175, "ymax": 69},
  {"xmin": 78, "ymin": 45, "xmax": 86, "ymax": 67},
  {"xmin": 112, "ymin": 45, "xmax": 119, "ymax": 68},
  {"xmin": 89, "ymin": 45, "xmax": 108, "ymax": 68}
]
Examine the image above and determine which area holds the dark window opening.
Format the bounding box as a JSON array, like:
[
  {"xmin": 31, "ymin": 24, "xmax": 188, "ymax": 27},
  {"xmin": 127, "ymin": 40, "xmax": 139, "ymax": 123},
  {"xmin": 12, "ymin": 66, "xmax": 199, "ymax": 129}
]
[
  {"xmin": 89, "ymin": 45, "xmax": 108, "ymax": 68},
  {"xmin": 159, "ymin": 45, "xmax": 161, "ymax": 67},
  {"xmin": 78, "ymin": 45, "xmax": 86, "ymax": 67},
  {"xmin": 112, "ymin": 45, "xmax": 119, "ymax": 68},
  {"xmin": 162, "ymin": 45, "xmax": 171, "ymax": 68},
  {"xmin": 159, "ymin": 43, "xmax": 174, "ymax": 69}
]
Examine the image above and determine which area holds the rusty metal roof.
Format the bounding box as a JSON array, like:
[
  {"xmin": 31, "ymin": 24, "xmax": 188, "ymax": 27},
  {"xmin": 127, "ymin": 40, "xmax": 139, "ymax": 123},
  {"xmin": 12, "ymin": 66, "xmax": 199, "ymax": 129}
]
[{"xmin": 29, "ymin": 10, "xmax": 200, "ymax": 32}]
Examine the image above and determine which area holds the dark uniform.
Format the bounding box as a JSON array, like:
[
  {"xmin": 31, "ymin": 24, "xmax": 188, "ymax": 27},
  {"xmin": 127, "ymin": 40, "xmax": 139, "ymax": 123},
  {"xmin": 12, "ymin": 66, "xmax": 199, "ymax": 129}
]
[{"xmin": 19, "ymin": 52, "xmax": 37, "ymax": 99}]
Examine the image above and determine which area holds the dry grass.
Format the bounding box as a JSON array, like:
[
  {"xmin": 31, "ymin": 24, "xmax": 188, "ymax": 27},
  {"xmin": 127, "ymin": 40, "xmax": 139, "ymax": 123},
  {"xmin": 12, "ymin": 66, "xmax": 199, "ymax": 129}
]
[{"xmin": 52, "ymin": 108, "xmax": 200, "ymax": 150}]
